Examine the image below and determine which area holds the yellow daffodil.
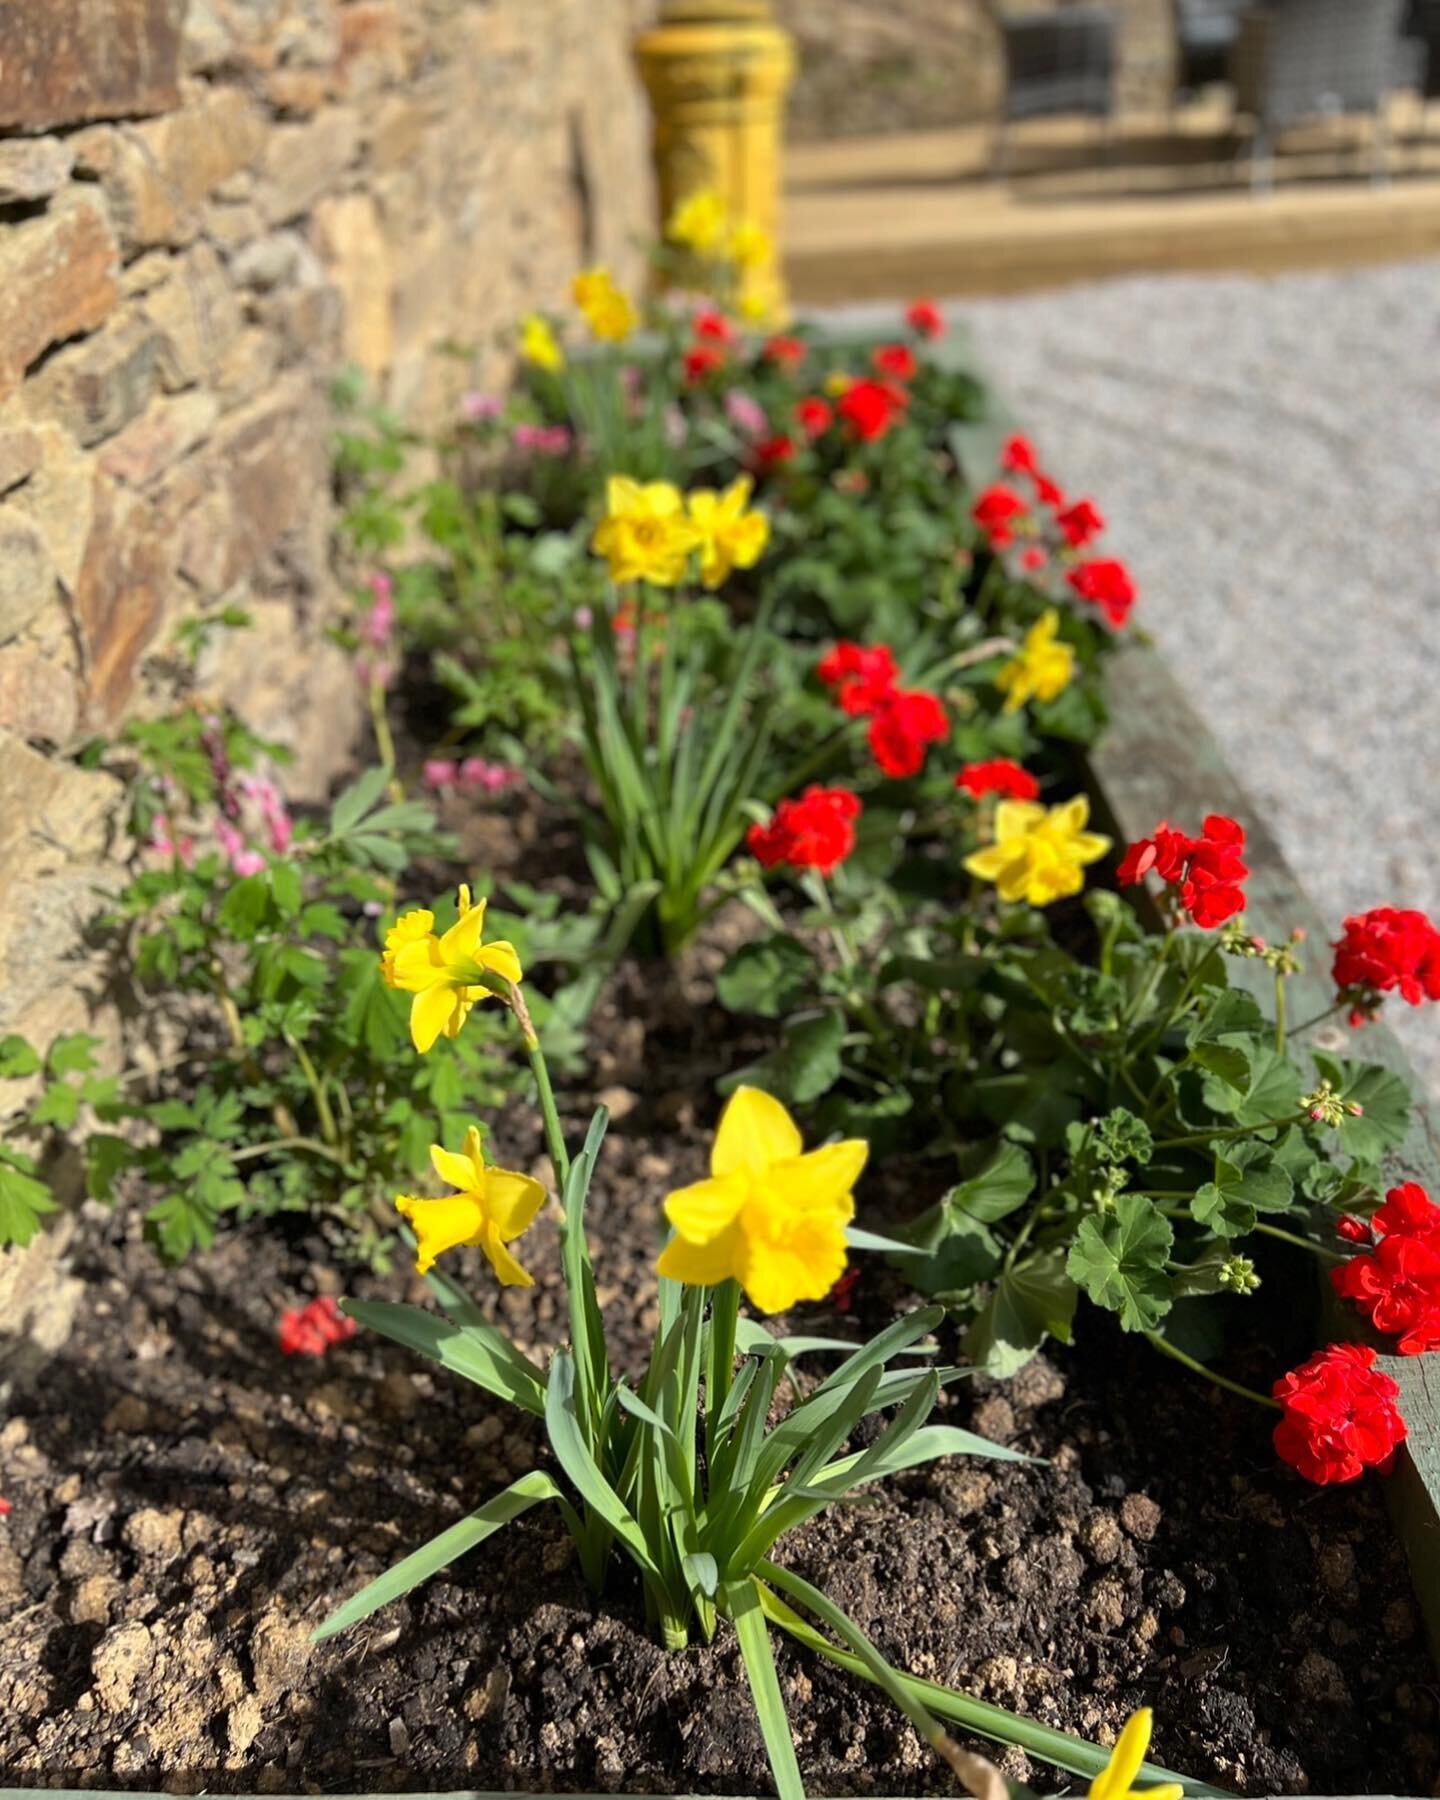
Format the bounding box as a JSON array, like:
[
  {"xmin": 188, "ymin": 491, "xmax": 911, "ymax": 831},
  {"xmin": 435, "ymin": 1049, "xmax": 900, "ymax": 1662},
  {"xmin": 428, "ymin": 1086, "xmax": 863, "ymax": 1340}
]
[
  {"xmin": 687, "ymin": 476, "xmax": 770, "ymax": 590},
  {"xmin": 995, "ymin": 608, "xmax": 1076, "ymax": 714},
  {"xmin": 572, "ymin": 266, "xmax": 636, "ymax": 344},
  {"xmin": 657, "ymin": 1086, "xmax": 867, "ymax": 1314},
  {"xmin": 667, "ymin": 187, "xmax": 729, "ymax": 255},
  {"xmin": 727, "ymin": 218, "xmax": 772, "ymax": 272},
  {"xmin": 964, "ymin": 795, "xmax": 1110, "ymax": 907},
  {"xmin": 519, "ymin": 311, "xmax": 564, "ymax": 374},
  {"xmin": 1089, "ymin": 1709, "xmax": 1183, "ymax": 1800},
  {"xmin": 823, "ymin": 369, "xmax": 853, "ymax": 397},
  {"xmin": 380, "ymin": 885, "xmax": 523, "ymax": 1054},
  {"xmin": 396, "ymin": 1126, "xmax": 546, "ymax": 1284},
  {"xmin": 591, "ymin": 475, "xmax": 700, "ymax": 587}
]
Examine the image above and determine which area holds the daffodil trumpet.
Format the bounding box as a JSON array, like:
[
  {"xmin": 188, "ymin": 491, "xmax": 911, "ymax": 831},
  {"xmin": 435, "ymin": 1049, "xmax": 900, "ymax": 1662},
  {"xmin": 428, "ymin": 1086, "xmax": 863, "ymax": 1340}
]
[{"xmin": 331, "ymin": 900, "xmax": 1214, "ymax": 1800}]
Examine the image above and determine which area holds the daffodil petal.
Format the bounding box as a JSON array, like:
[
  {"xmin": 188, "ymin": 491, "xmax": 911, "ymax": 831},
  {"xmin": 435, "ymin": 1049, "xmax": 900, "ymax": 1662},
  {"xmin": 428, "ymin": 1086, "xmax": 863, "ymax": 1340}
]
[
  {"xmin": 486, "ymin": 1168, "xmax": 548, "ymax": 1239},
  {"xmin": 657, "ymin": 1225, "xmax": 744, "ymax": 1288},
  {"xmin": 664, "ymin": 1173, "xmax": 748, "ymax": 1245},
  {"xmin": 395, "ymin": 1193, "xmax": 487, "ymax": 1273},
  {"xmin": 770, "ymin": 1141, "xmax": 866, "ymax": 1215},
  {"xmin": 411, "ymin": 983, "xmax": 458, "ymax": 1054},
  {"xmin": 993, "ymin": 799, "xmax": 1045, "ymax": 841},
  {"xmin": 711, "ymin": 1086, "xmax": 803, "ymax": 1178},
  {"xmin": 482, "ymin": 1226, "xmax": 534, "ymax": 1288},
  {"xmin": 741, "ymin": 1214, "xmax": 849, "ymax": 1314},
  {"xmin": 430, "ymin": 1142, "xmax": 477, "ymax": 1193},
  {"xmin": 478, "ymin": 940, "xmax": 523, "ymax": 986},
  {"xmin": 439, "ymin": 896, "xmax": 487, "ymax": 963},
  {"xmin": 963, "ymin": 844, "xmax": 1013, "ymax": 882}
]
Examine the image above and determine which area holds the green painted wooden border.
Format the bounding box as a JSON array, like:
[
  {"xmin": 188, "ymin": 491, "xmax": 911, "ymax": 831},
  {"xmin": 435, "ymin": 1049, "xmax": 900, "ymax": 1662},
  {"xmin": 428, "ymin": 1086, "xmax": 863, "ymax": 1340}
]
[{"xmin": 936, "ymin": 328, "xmax": 1440, "ymax": 1674}]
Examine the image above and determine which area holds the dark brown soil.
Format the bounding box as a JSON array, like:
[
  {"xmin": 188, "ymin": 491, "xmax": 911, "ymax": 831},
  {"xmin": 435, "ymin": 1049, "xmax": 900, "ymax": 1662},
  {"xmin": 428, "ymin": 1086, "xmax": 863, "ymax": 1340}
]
[
  {"xmin": 2, "ymin": 1040, "xmax": 1436, "ymax": 1796},
  {"xmin": 2, "ymin": 780, "xmax": 1436, "ymax": 1796}
]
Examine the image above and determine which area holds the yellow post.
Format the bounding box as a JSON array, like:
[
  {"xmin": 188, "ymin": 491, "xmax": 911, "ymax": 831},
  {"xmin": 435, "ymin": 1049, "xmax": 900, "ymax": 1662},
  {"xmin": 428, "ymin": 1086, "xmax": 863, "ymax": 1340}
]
[{"xmin": 633, "ymin": 0, "xmax": 796, "ymax": 322}]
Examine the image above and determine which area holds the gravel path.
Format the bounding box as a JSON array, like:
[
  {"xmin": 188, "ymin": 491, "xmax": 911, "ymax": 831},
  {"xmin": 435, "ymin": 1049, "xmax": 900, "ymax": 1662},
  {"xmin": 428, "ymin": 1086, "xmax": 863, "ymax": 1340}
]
[{"xmin": 920, "ymin": 261, "xmax": 1440, "ymax": 1102}]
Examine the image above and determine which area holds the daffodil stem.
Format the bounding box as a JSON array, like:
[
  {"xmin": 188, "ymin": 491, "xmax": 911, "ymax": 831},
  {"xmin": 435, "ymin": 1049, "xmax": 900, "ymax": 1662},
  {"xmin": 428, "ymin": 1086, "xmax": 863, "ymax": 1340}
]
[
  {"xmin": 368, "ymin": 674, "xmax": 403, "ymax": 802},
  {"xmin": 1142, "ymin": 1329, "xmax": 1281, "ymax": 1411},
  {"xmin": 510, "ymin": 982, "xmax": 570, "ymax": 1187},
  {"xmin": 706, "ymin": 1280, "xmax": 741, "ymax": 1459}
]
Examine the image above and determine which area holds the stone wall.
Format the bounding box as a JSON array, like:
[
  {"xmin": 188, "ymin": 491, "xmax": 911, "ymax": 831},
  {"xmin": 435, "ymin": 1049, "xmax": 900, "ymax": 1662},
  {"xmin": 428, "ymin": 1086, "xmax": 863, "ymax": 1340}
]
[
  {"xmin": 0, "ymin": 0, "xmax": 653, "ymax": 1057},
  {"xmin": 777, "ymin": 0, "xmax": 1176, "ymax": 140},
  {"xmin": 0, "ymin": 0, "xmax": 653, "ymax": 1353}
]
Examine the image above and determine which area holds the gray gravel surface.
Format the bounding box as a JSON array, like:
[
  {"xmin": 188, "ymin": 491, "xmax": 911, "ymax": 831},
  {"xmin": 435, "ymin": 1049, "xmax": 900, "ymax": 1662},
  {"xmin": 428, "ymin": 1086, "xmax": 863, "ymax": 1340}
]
[
  {"xmin": 826, "ymin": 264, "xmax": 1440, "ymax": 1094},
  {"xmin": 952, "ymin": 262, "xmax": 1440, "ymax": 1096}
]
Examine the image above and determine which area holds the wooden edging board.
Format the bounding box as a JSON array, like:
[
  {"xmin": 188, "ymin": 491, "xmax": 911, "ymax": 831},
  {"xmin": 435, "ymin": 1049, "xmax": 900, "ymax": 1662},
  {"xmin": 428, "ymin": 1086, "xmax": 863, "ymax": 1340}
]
[{"xmin": 934, "ymin": 329, "xmax": 1440, "ymax": 1679}]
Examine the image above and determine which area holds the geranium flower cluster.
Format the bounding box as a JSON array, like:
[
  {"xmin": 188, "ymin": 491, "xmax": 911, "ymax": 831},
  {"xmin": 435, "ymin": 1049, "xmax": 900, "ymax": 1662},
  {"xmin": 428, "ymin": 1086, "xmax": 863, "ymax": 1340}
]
[
  {"xmin": 1331, "ymin": 1181, "xmax": 1440, "ymax": 1354},
  {"xmin": 1117, "ymin": 814, "xmax": 1248, "ymax": 928},
  {"xmin": 971, "ymin": 435, "xmax": 1138, "ymax": 629},
  {"xmin": 1272, "ymin": 1342, "xmax": 1406, "ymax": 1485},
  {"xmin": 1332, "ymin": 905, "xmax": 1440, "ymax": 1026},
  {"xmin": 748, "ymin": 785, "xmax": 862, "ymax": 877},
  {"xmin": 955, "ymin": 758, "xmax": 1040, "ymax": 802},
  {"xmin": 817, "ymin": 641, "xmax": 949, "ymax": 778},
  {"xmin": 279, "ymin": 1294, "xmax": 357, "ymax": 1358}
]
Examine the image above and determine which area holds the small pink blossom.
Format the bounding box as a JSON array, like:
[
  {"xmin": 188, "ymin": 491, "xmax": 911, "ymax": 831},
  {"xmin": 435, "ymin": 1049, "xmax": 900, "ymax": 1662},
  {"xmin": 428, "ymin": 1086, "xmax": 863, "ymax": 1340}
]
[
  {"xmin": 149, "ymin": 813, "xmax": 195, "ymax": 867},
  {"xmin": 460, "ymin": 757, "xmax": 520, "ymax": 795},
  {"xmin": 461, "ymin": 391, "xmax": 503, "ymax": 422},
  {"xmin": 512, "ymin": 423, "xmax": 572, "ymax": 456},
  {"xmin": 664, "ymin": 405, "xmax": 687, "ymax": 447},
  {"xmin": 423, "ymin": 759, "xmax": 459, "ymax": 791},
  {"xmin": 724, "ymin": 390, "xmax": 767, "ymax": 438},
  {"xmin": 573, "ymin": 604, "xmax": 594, "ymax": 630}
]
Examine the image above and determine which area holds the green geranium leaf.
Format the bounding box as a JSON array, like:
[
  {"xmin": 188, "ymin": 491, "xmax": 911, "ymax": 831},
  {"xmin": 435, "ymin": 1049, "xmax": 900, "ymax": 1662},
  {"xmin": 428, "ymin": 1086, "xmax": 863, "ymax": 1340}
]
[
  {"xmin": 720, "ymin": 1009, "xmax": 845, "ymax": 1107},
  {"xmin": 716, "ymin": 936, "xmax": 817, "ymax": 1019},
  {"xmin": 964, "ymin": 1251, "xmax": 1078, "ymax": 1378},
  {"xmin": 1067, "ymin": 1193, "xmax": 1173, "ymax": 1330},
  {"xmin": 1312, "ymin": 1053, "xmax": 1412, "ymax": 1161},
  {"xmin": 1203, "ymin": 1044, "xmax": 1302, "ymax": 1128},
  {"xmin": 1190, "ymin": 1041, "xmax": 1251, "ymax": 1094}
]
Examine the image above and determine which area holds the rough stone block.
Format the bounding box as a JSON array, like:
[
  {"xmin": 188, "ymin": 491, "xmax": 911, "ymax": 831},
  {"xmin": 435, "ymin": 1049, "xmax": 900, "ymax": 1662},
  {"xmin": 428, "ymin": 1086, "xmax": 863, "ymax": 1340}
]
[
  {"xmin": 0, "ymin": 138, "xmax": 75, "ymax": 205},
  {"xmin": 0, "ymin": 644, "xmax": 82, "ymax": 747},
  {"xmin": 313, "ymin": 193, "xmax": 393, "ymax": 380},
  {"xmin": 257, "ymin": 107, "xmax": 359, "ymax": 225},
  {"xmin": 0, "ymin": 505, "xmax": 57, "ymax": 646},
  {"xmin": 22, "ymin": 424, "xmax": 99, "ymax": 594},
  {"xmin": 23, "ymin": 309, "xmax": 164, "ymax": 448},
  {"xmin": 141, "ymin": 245, "xmax": 243, "ymax": 391},
  {"xmin": 0, "ymin": 0, "xmax": 186, "ymax": 132},
  {"xmin": 74, "ymin": 478, "xmax": 174, "ymax": 725},
  {"xmin": 100, "ymin": 391, "xmax": 219, "ymax": 488},
  {"xmin": 0, "ymin": 409, "xmax": 43, "ymax": 497},
  {"xmin": 0, "ymin": 194, "xmax": 120, "ymax": 402}
]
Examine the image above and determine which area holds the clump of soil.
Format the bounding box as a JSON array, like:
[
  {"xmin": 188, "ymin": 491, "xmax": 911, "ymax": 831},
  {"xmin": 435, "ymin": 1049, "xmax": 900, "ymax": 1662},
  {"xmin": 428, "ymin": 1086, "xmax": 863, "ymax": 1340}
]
[{"xmin": 1, "ymin": 1092, "xmax": 1434, "ymax": 1795}]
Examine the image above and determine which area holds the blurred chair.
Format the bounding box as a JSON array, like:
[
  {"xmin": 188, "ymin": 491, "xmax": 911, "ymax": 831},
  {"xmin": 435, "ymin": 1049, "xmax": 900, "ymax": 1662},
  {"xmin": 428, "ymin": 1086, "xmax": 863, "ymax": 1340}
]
[
  {"xmin": 992, "ymin": 7, "xmax": 1118, "ymax": 173},
  {"xmin": 1171, "ymin": 0, "xmax": 1251, "ymax": 95},
  {"xmin": 1401, "ymin": 0, "xmax": 1440, "ymax": 96},
  {"xmin": 1231, "ymin": 0, "xmax": 1409, "ymax": 185}
]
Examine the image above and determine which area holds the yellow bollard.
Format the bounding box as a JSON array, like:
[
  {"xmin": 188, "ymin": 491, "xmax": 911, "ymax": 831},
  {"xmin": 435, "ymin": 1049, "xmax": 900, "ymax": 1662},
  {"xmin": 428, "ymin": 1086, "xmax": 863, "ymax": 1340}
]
[{"xmin": 633, "ymin": 0, "xmax": 796, "ymax": 323}]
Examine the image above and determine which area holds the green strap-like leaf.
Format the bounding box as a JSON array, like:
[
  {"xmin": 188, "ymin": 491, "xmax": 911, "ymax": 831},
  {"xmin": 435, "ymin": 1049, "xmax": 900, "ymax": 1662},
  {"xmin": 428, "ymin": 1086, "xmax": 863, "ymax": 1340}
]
[
  {"xmin": 726, "ymin": 1578, "xmax": 806, "ymax": 1800},
  {"xmin": 342, "ymin": 1298, "xmax": 546, "ymax": 1416},
  {"xmin": 311, "ymin": 1470, "xmax": 560, "ymax": 1643}
]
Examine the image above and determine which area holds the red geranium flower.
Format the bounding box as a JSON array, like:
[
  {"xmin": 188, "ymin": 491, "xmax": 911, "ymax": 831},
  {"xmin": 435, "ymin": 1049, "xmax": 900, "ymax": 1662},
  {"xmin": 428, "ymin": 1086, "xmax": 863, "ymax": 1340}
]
[
  {"xmin": 971, "ymin": 483, "xmax": 1028, "ymax": 550},
  {"xmin": 1332, "ymin": 1230, "xmax": 1440, "ymax": 1354},
  {"xmin": 0, "ymin": 1497, "xmax": 10, "ymax": 1518},
  {"xmin": 817, "ymin": 641, "xmax": 898, "ymax": 717},
  {"xmin": 748, "ymin": 785, "xmax": 862, "ymax": 876},
  {"xmin": 1336, "ymin": 1213, "xmax": 1373, "ymax": 1245},
  {"xmin": 955, "ymin": 758, "xmax": 1040, "ymax": 802},
  {"xmin": 1056, "ymin": 498, "xmax": 1105, "ymax": 548},
  {"xmin": 1021, "ymin": 545, "xmax": 1047, "ymax": 573},
  {"xmin": 1117, "ymin": 814, "xmax": 1248, "ymax": 928},
  {"xmin": 279, "ymin": 1294, "xmax": 357, "ymax": 1358},
  {"xmin": 795, "ymin": 396, "xmax": 834, "ymax": 438},
  {"xmin": 1272, "ymin": 1343, "xmax": 1407, "ymax": 1484},
  {"xmin": 1034, "ymin": 472, "xmax": 1065, "ymax": 507},
  {"xmin": 837, "ymin": 377, "xmax": 907, "ymax": 442},
  {"xmin": 693, "ymin": 308, "xmax": 737, "ymax": 345},
  {"xmin": 763, "ymin": 334, "xmax": 806, "ymax": 368},
  {"xmin": 905, "ymin": 299, "xmax": 944, "ymax": 339},
  {"xmin": 868, "ymin": 688, "xmax": 949, "ymax": 779},
  {"xmin": 1332, "ymin": 907, "xmax": 1440, "ymax": 1022},
  {"xmin": 684, "ymin": 344, "xmax": 726, "ymax": 385},
  {"xmin": 872, "ymin": 342, "xmax": 917, "ymax": 381},
  {"xmin": 1067, "ymin": 557, "xmax": 1137, "ymax": 628},
  {"xmin": 1374, "ymin": 1180, "xmax": 1440, "ymax": 1243},
  {"xmin": 827, "ymin": 1267, "xmax": 862, "ymax": 1313},
  {"xmin": 999, "ymin": 435, "xmax": 1040, "ymax": 477},
  {"xmin": 751, "ymin": 434, "xmax": 796, "ymax": 471}
]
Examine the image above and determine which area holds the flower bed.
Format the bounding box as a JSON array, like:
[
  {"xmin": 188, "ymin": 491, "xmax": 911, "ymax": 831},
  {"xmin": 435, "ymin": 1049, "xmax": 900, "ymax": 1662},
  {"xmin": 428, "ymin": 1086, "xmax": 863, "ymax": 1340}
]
[{"xmin": 2, "ymin": 208, "xmax": 1438, "ymax": 1798}]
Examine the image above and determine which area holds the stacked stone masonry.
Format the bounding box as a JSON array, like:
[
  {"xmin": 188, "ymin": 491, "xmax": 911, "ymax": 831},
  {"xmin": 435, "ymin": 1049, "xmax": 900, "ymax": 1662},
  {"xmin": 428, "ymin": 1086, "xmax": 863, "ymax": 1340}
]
[
  {"xmin": 0, "ymin": 0, "xmax": 652, "ymax": 1050},
  {"xmin": 0, "ymin": 0, "xmax": 653, "ymax": 1338}
]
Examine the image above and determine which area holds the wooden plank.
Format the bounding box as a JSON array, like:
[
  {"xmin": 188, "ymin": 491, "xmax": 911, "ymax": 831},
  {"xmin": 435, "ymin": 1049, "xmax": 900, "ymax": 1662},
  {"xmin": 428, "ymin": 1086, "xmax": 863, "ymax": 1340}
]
[{"xmin": 935, "ymin": 339, "xmax": 1440, "ymax": 1672}]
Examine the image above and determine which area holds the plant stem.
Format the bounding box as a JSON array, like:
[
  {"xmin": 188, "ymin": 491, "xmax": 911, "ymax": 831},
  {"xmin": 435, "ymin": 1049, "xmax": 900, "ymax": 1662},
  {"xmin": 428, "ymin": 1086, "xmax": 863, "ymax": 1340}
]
[
  {"xmin": 1288, "ymin": 1000, "xmax": 1346, "ymax": 1037},
  {"xmin": 1142, "ymin": 1329, "xmax": 1281, "ymax": 1411},
  {"xmin": 232, "ymin": 1136, "xmax": 350, "ymax": 1167},
  {"xmin": 1252, "ymin": 1220, "xmax": 1345, "ymax": 1262},
  {"xmin": 1274, "ymin": 967, "xmax": 1288, "ymax": 1055},
  {"xmin": 285, "ymin": 1032, "xmax": 339, "ymax": 1149},
  {"xmin": 706, "ymin": 1279, "xmax": 740, "ymax": 1462},
  {"xmin": 510, "ymin": 982, "xmax": 570, "ymax": 1187},
  {"xmin": 368, "ymin": 674, "xmax": 402, "ymax": 802},
  {"xmin": 1152, "ymin": 1111, "xmax": 1307, "ymax": 1151}
]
